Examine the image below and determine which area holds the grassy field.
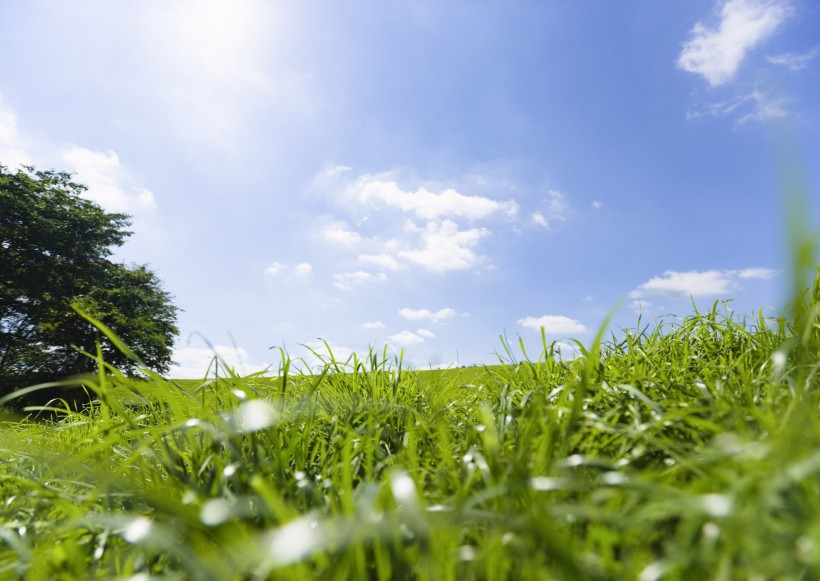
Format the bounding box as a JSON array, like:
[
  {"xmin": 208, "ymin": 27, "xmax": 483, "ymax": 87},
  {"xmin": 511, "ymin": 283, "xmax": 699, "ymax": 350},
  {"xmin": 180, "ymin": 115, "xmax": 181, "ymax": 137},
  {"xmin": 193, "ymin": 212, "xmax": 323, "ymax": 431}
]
[{"xmin": 1, "ymin": 287, "xmax": 820, "ymax": 579}]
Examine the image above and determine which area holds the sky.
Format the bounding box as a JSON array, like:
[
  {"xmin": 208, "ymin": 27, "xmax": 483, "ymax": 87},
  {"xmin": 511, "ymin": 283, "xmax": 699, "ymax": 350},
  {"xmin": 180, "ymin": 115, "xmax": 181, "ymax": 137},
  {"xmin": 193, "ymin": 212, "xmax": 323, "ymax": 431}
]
[{"xmin": 1, "ymin": 0, "xmax": 819, "ymax": 376}]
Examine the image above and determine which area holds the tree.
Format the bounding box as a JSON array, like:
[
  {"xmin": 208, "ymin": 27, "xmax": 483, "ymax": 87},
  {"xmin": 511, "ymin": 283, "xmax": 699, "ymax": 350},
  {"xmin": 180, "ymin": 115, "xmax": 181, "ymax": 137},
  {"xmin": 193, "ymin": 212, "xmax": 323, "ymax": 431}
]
[{"xmin": 0, "ymin": 164, "xmax": 179, "ymax": 399}]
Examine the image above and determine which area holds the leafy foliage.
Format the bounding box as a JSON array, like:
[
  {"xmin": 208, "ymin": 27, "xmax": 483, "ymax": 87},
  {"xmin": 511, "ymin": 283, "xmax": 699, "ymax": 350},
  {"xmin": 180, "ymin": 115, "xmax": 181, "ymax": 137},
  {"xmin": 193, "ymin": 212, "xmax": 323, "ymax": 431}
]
[{"xmin": 0, "ymin": 164, "xmax": 178, "ymax": 398}]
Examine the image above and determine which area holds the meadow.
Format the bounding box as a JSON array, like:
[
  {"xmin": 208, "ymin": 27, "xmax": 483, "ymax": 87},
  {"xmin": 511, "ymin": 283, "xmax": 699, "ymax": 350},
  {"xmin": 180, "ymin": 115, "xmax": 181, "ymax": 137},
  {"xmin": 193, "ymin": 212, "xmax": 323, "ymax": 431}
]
[{"xmin": 1, "ymin": 286, "xmax": 820, "ymax": 579}]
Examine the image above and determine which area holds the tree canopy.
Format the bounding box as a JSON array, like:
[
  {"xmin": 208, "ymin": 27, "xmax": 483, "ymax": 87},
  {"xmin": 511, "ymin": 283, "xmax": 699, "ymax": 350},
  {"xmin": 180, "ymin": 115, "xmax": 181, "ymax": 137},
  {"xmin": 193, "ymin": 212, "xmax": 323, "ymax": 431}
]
[{"xmin": 0, "ymin": 164, "xmax": 178, "ymax": 398}]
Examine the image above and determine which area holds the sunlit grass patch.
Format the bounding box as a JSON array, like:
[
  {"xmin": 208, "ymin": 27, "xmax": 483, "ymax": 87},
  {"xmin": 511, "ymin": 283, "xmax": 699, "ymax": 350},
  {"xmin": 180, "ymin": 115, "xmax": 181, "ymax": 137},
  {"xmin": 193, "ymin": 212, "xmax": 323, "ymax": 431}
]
[{"xmin": 1, "ymin": 287, "xmax": 820, "ymax": 578}]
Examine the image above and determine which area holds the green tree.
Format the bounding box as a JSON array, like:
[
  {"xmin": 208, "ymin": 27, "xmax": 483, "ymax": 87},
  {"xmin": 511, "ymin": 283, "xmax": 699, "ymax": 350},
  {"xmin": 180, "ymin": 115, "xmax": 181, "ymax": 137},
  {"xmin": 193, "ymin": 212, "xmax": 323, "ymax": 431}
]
[{"xmin": 0, "ymin": 164, "xmax": 179, "ymax": 398}]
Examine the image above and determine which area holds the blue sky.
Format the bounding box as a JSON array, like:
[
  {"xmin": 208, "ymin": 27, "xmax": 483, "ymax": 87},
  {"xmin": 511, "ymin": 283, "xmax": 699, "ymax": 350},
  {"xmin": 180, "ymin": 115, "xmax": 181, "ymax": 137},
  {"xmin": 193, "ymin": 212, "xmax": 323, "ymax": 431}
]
[{"xmin": 1, "ymin": 0, "xmax": 818, "ymax": 376}]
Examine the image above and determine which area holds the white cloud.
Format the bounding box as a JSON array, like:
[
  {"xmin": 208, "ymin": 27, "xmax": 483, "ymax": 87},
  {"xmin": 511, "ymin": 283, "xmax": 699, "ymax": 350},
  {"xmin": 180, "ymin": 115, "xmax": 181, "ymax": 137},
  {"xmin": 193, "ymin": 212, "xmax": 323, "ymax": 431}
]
[
  {"xmin": 323, "ymin": 164, "xmax": 352, "ymax": 178},
  {"xmin": 592, "ymin": 200, "xmax": 604, "ymax": 209},
  {"xmin": 636, "ymin": 269, "xmax": 732, "ymax": 297},
  {"xmin": 321, "ymin": 221, "xmax": 363, "ymax": 246},
  {"xmin": 416, "ymin": 328, "xmax": 436, "ymax": 339},
  {"xmin": 735, "ymin": 89, "xmax": 789, "ymax": 123},
  {"xmin": 171, "ymin": 344, "xmax": 269, "ymax": 378},
  {"xmin": 350, "ymin": 175, "xmax": 518, "ymax": 221},
  {"xmin": 332, "ymin": 270, "xmax": 387, "ymax": 290},
  {"xmin": 532, "ymin": 190, "xmax": 569, "ymax": 228},
  {"xmin": 0, "ymin": 99, "xmax": 158, "ymax": 218},
  {"xmin": 767, "ymin": 46, "xmax": 820, "ymax": 71},
  {"xmin": 362, "ymin": 321, "xmax": 385, "ymax": 330},
  {"xmin": 311, "ymin": 168, "xmax": 534, "ymax": 277},
  {"xmin": 689, "ymin": 88, "xmax": 789, "ymax": 124},
  {"xmin": 678, "ymin": 0, "xmax": 792, "ymax": 86},
  {"xmin": 388, "ymin": 331, "xmax": 426, "ymax": 346},
  {"xmin": 0, "ymin": 97, "xmax": 32, "ymax": 170},
  {"xmin": 264, "ymin": 262, "xmax": 287, "ymax": 275},
  {"xmin": 293, "ymin": 262, "xmax": 313, "ymax": 276},
  {"xmin": 61, "ymin": 146, "xmax": 158, "ymax": 214},
  {"xmin": 398, "ymin": 307, "xmax": 457, "ymax": 323},
  {"xmin": 517, "ymin": 315, "xmax": 588, "ymax": 335},
  {"xmin": 398, "ymin": 220, "xmax": 487, "ymax": 272},
  {"xmin": 545, "ymin": 190, "xmax": 568, "ymax": 221},
  {"xmin": 737, "ymin": 267, "xmax": 776, "ymax": 279},
  {"xmin": 632, "ymin": 267, "xmax": 777, "ymax": 298},
  {"xmin": 264, "ymin": 261, "xmax": 313, "ymax": 277},
  {"xmin": 358, "ymin": 253, "xmax": 403, "ymax": 271}
]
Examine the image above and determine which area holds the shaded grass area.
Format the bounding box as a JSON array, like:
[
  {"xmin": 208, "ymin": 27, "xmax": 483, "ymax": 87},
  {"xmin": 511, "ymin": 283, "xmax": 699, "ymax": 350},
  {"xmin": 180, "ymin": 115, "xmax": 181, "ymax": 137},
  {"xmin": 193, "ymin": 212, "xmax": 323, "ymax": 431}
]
[{"xmin": 1, "ymin": 296, "xmax": 820, "ymax": 579}]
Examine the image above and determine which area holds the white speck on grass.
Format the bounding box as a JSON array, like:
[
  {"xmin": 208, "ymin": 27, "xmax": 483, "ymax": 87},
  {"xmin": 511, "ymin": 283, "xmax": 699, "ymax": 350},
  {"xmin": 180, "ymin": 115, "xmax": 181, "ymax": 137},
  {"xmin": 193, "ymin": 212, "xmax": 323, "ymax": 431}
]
[
  {"xmin": 390, "ymin": 472, "xmax": 417, "ymax": 505},
  {"xmin": 639, "ymin": 560, "xmax": 667, "ymax": 581},
  {"xmin": 529, "ymin": 477, "xmax": 568, "ymax": 491},
  {"xmin": 702, "ymin": 522, "xmax": 720, "ymax": 541},
  {"xmin": 564, "ymin": 454, "xmax": 584, "ymax": 467},
  {"xmin": 772, "ymin": 351, "xmax": 787, "ymax": 375},
  {"xmin": 700, "ymin": 494, "xmax": 733, "ymax": 517},
  {"xmin": 122, "ymin": 517, "xmax": 152, "ymax": 543},
  {"xmin": 797, "ymin": 535, "xmax": 815, "ymax": 560},
  {"xmin": 602, "ymin": 472, "xmax": 627, "ymax": 485},
  {"xmin": 235, "ymin": 399, "xmax": 278, "ymax": 432},
  {"xmin": 268, "ymin": 517, "xmax": 321, "ymax": 565},
  {"xmin": 458, "ymin": 545, "xmax": 477, "ymax": 561},
  {"xmin": 200, "ymin": 498, "xmax": 232, "ymax": 526}
]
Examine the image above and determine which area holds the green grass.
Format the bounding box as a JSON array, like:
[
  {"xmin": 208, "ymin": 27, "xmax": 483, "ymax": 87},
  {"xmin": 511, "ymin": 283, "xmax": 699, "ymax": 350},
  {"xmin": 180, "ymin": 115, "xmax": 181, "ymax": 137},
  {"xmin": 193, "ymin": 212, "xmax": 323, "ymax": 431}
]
[{"xmin": 1, "ymin": 290, "xmax": 819, "ymax": 580}]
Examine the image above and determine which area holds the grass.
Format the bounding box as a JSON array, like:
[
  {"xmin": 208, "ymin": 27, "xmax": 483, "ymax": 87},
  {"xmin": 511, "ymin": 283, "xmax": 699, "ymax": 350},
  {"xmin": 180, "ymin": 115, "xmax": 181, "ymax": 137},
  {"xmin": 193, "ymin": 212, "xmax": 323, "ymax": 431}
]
[{"xmin": 0, "ymin": 286, "xmax": 819, "ymax": 580}]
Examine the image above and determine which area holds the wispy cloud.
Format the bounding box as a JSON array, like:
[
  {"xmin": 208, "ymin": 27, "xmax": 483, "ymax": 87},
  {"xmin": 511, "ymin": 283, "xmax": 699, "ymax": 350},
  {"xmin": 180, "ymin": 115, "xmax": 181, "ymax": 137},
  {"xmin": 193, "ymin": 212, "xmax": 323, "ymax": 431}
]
[
  {"xmin": 678, "ymin": 0, "xmax": 793, "ymax": 86},
  {"xmin": 767, "ymin": 45, "xmax": 820, "ymax": 71},
  {"xmin": 632, "ymin": 267, "xmax": 776, "ymax": 298},
  {"xmin": 320, "ymin": 221, "xmax": 363, "ymax": 246},
  {"xmin": 688, "ymin": 88, "xmax": 789, "ymax": 124},
  {"xmin": 358, "ymin": 253, "xmax": 403, "ymax": 271},
  {"xmin": 398, "ymin": 307, "xmax": 456, "ymax": 323},
  {"xmin": 388, "ymin": 330, "xmax": 427, "ymax": 346},
  {"xmin": 293, "ymin": 262, "xmax": 313, "ymax": 276},
  {"xmin": 62, "ymin": 146, "xmax": 158, "ymax": 214},
  {"xmin": 362, "ymin": 321, "xmax": 385, "ymax": 330},
  {"xmin": 332, "ymin": 270, "xmax": 387, "ymax": 290},
  {"xmin": 264, "ymin": 261, "xmax": 313, "ymax": 277},
  {"xmin": 532, "ymin": 190, "xmax": 569, "ymax": 229},
  {"xmin": 517, "ymin": 315, "xmax": 588, "ymax": 335},
  {"xmin": 737, "ymin": 267, "xmax": 776, "ymax": 279}
]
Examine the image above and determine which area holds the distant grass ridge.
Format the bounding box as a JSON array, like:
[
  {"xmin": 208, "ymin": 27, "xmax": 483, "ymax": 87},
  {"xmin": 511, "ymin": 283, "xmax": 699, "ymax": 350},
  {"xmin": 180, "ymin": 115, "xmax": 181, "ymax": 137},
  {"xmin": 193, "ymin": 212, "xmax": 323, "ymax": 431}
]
[{"xmin": 1, "ymin": 284, "xmax": 820, "ymax": 578}]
